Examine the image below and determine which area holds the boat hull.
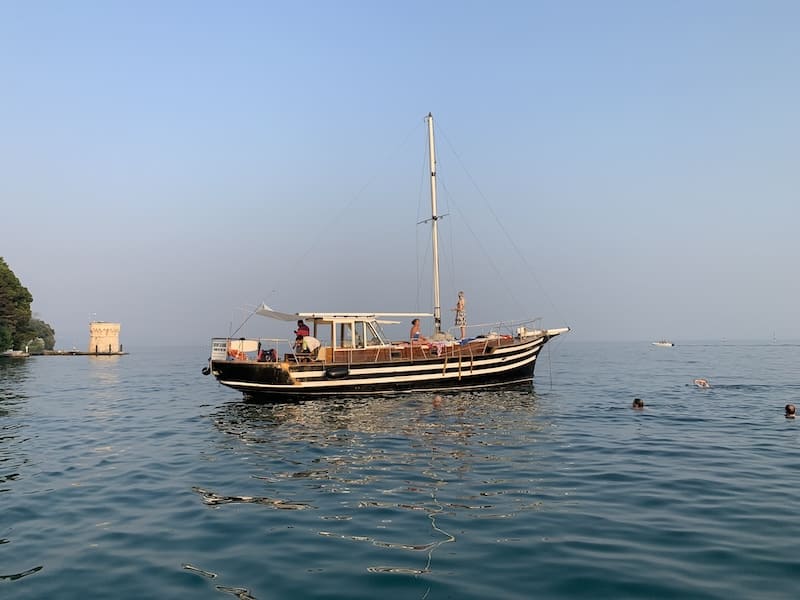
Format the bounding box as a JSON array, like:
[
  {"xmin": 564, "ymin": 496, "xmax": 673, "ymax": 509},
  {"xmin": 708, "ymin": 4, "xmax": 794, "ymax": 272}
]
[{"xmin": 210, "ymin": 334, "xmax": 556, "ymax": 401}]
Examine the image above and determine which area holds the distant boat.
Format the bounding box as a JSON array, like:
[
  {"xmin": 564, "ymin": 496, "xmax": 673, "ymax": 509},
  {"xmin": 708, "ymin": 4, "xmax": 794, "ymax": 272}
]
[
  {"xmin": 652, "ymin": 341, "xmax": 674, "ymax": 347},
  {"xmin": 1, "ymin": 349, "xmax": 29, "ymax": 358},
  {"xmin": 204, "ymin": 113, "xmax": 569, "ymax": 401}
]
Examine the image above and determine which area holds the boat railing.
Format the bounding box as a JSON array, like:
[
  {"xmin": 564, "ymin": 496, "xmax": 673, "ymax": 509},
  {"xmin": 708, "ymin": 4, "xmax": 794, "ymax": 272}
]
[
  {"xmin": 211, "ymin": 337, "xmax": 296, "ymax": 363},
  {"xmin": 213, "ymin": 336, "xmax": 341, "ymax": 365},
  {"xmin": 448, "ymin": 317, "xmax": 544, "ymax": 340}
]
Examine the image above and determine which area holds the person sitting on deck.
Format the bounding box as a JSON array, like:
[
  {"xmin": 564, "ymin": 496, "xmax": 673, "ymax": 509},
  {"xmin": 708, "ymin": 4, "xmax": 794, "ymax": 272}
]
[{"xmin": 410, "ymin": 318, "xmax": 428, "ymax": 343}]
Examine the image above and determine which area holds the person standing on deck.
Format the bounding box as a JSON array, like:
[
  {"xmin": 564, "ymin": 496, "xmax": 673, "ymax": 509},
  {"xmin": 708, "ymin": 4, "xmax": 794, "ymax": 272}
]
[
  {"xmin": 452, "ymin": 291, "xmax": 466, "ymax": 339},
  {"xmin": 294, "ymin": 319, "xmax": 310, "ymax": 352},
  {"xmin": 295, "ymin": 320, "xmax": 310, "ymax": 337}
]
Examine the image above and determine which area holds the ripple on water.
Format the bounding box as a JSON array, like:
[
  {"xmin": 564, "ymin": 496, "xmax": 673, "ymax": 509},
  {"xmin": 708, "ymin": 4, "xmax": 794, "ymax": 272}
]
[{"xmin": 3, "ymin": 345, "xmax": 800, "ymax": 598}]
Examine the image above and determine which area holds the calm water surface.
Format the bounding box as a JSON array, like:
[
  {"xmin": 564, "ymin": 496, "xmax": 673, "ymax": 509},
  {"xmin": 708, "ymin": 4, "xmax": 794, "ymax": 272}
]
[{"xmin": 2, "ymin": 341, "xmax": 800, "ymax": 599}]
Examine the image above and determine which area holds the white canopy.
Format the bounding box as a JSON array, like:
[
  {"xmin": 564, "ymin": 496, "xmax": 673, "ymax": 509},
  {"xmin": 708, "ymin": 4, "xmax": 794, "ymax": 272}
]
[
  {"xmin": 255, "ymin": 303, "xmax": 431, "ymax": 323},
  {"xmin": 254, "ymin": 303, "xmax": 298, "ymax": 322}
]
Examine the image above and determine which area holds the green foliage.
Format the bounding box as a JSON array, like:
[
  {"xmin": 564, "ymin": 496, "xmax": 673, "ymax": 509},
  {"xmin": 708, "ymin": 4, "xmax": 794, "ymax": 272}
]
[
  {"xmin": 26, "ymin": 337, "xmax": 46, "ymax": 354},
  {"xmin": 0, "ymin": 257, "xmax": 55, "ymax": 351},
  {"xmin": 0, "ymin": 327, "xmax": 11, "ymax": 353},
  {"xmin": 28, "ymin": 318, "xmax": 56, "ymax": 350}
]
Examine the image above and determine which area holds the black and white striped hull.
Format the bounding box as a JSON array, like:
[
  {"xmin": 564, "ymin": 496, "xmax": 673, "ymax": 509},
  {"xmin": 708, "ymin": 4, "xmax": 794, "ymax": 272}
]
[{"xmin": 212, "ymin": 335, "xmax": 552, "ymax": 400}]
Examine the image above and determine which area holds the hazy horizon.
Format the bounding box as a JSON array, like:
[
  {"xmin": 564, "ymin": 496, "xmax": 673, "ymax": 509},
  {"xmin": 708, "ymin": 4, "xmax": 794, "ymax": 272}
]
[{"xmin": 3, "ymin": 2, "xmax": 798, "ymax": 349}]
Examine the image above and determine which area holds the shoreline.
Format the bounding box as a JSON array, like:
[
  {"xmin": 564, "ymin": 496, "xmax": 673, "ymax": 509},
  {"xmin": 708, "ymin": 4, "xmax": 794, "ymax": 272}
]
[{"xmin": 40, "ymin": 350, "xmax": 129, "ymax": 356}]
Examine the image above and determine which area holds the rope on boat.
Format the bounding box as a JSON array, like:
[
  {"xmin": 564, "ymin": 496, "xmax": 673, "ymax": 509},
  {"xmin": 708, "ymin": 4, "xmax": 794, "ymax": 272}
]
[
  {"xmin": 546, "ymin": 337, "xmax": 553, "ymax": 389},
  {"xmin": 230, "ymin": 306, "xmax": 259, "ymax": 338}
]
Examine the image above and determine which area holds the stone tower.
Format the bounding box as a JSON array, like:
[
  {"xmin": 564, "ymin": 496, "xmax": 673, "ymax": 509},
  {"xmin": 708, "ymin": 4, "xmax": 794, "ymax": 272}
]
[{"xmin": 88, "ymin": 322, "xmax": 121, "ymax": 354}]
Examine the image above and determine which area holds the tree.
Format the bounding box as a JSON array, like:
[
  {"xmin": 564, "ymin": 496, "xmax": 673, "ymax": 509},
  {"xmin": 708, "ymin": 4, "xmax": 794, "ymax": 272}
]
[
  {"xmin": 29, "ymin": 318, "xmax": 56, "ymax": 351},
  {"xmin": 0, "ymin": 258, "xmax": 55, "ymax": 351},
  {"xmin": 0, "ymin": 321, "xmax": 10, "ymax": 352}
]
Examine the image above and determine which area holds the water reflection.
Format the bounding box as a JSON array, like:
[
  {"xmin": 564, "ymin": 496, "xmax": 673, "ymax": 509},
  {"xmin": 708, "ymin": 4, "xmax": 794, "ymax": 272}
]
[
  {"xmin": 192, "ymin": 486, "xmax": 313, "ymax": 510},
  {"xmin": 0, "ymin": 357, "xmax": 30, "ymax": 414},
  {"xmin": 206, "ymin": 392, "xmax": 550, "ymax": 578},
  {"xmin": 0, "ymin": 358, "xmax": 30, "ymax": 482},
  {"xmin": 85, "ymin": 355, "xmax": 125, "ymax": 416},
  {"xmin": 213, "ymin": 391, "xmax": 541, "ymax": 439},
  {"xmin": 0, "ymin": 565, "xmax": 43, "ymax": 581},
  {"xmin": 87, "ymin": 355, "xmax": 122, "ymax": 386},
  {"xmin": 0, "ymin": 359, "xmax": 41, "ymax": 584}
]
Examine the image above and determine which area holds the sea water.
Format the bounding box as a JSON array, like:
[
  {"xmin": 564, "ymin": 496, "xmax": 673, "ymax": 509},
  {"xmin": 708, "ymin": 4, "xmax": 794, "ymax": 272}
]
[{"xmin": 2, "ymin": 341, "xmax": 799, "ymax": 599}]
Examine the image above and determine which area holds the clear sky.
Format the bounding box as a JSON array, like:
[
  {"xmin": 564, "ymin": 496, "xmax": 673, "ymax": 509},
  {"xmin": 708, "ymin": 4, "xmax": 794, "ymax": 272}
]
[{"xmin": 2, "ymin": 1, "xmax": 798, "ymax": 349}]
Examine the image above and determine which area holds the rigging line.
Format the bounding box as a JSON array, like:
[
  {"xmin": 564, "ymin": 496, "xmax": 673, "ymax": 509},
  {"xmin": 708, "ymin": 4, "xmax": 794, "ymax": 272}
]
[
  {"xmin": 434, "ymin": 139, "xmax": 526, "ymax": 316},
  {"xmin": 279, "ymin": 118, "xmax": 426, "ymax": 295},
  {"xmin": 417, "ymin": 243, "xmax": 432, "ymax": 315},
  {"xmin": 463, "ymin": 317, "xmax": 542, "ymax": 331},
  {"xmin": 440, "ymin": 181, "xmax": 472, "ymax": 297},
  {"xmin": 540, "ymin": 334, "xmax": 565, "ymax": 391},
  {"xmin": 446, "ymin": 208, "xmax": 457, "ymax": 304},
  {"xmin": 434, "ymin": 168, "xmax": 459, "ymax": 302},
  {"xmin": 230, "ymin": 305, "xmax": 259, "ymax": 337},
  {"xmin": 437, "ymin": 125, "xmax": 569, "ymax": 328},
  {"xmin": 438, "ymin": 173, "xmax": 522, "ymax": 309}
]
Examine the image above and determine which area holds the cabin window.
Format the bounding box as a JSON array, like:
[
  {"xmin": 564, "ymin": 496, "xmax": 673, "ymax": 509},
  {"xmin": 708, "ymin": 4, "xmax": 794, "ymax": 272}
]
[
  {"xmin": 312, "ymin": 321, "xmax": 332, "ymax": 347},
  {"xmin": 333, "ymin": 320, "xmax": 386, "ymax": 349},
  {"xmin": 338, "ymin": 322, "xmax": 362, "ymax": 349},
  {"xmin": 364, "ymin": 321, "xmax": 386, "ymax": 346}
]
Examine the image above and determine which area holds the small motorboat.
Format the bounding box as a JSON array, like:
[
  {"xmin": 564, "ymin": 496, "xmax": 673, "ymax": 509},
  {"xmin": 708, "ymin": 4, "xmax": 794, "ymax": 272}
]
[
  {"xmin": 652, "ymin": 340, "xmax": 674, "ymax": 347},
  {"xmin": 694, "ymin": 378, "xmax": 711, "ymax": 388}
]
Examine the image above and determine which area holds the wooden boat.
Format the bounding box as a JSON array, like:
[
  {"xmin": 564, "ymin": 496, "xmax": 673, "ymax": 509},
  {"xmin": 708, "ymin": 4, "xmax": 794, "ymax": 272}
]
[{"xmin": 205, "ymin": 114, "xmax": 568, "ymax": 400}]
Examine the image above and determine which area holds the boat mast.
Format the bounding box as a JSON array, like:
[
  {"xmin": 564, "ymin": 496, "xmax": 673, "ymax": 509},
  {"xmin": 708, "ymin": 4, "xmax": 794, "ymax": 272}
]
[{"xmin": 426, "ymin": 113, "xmax": 442, "ymax": 334}]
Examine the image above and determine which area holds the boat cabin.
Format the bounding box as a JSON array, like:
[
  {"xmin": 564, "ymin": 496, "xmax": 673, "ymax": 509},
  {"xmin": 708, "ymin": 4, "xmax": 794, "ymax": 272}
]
[
  {"xmin": 305, "ymin": 314, "xmax": 392, "ymax": 360},
  {"xmin": 216, "ymin": 306, "xmax": 432, "ymax": 364}
]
